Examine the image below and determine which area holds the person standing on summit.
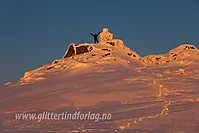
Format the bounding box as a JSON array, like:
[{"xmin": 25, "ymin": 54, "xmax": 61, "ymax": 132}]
[{"xmin": 90, "ymin": 32, "xmax": 100, "ymax": 43}]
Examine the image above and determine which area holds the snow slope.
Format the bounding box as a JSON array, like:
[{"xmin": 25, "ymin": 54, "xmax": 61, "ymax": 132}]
[
  {"xmin": 16, "ymin": 39, "xmax": 142, "ymax": 85},
  {"xmin": 0, "ymin": 40, "xmax": 199, "ymax": 132}
]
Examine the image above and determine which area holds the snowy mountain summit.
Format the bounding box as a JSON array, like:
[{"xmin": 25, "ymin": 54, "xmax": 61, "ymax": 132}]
[
  {"xmin": 17, "ymin": 28, "xmax": 144, "ymax": 85},
  {"xmin": 16, "ymin": 28, "xmax": 199, "ymax": 85},
  {"xmin": 1, "ymin": 28, "xmax": 199, "ymax": 132}
]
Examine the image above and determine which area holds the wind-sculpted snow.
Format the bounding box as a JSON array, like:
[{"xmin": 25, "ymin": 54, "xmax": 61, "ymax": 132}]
[
  {"xmin": 15, "ymin": 39, "xmax": 142, "ymax": 85},
  {"xmin": 143, "ymin": 44, "xmax": 199, "ymax": 66},
  {"xmin": 16, "ymin": 41, "xmax": 199, "ymax": 85},
  {"xmin": 0, "ymin": 40, "xmax": 199, "ymax": 132}
]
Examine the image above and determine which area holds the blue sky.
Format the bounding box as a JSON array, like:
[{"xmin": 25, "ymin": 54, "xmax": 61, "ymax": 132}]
[{"xmin": 0, "ymin": 0, "xmax": 199, "ymax": 85}]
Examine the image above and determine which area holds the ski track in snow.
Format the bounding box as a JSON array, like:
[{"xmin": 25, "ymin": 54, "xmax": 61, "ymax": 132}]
[{"xmin": 95, "ymin": 73, "xmax": 172, "ymax": 132}]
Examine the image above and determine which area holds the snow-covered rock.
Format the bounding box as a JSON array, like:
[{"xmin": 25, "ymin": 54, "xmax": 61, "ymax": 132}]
[
  {"xmin": 63, "ymin": 43, "xmax": 93, "ymax": 58},
  {"xmin": 143, "ymin": 44, "xmax": 199, "ymax": 66},
  {"xmin": 16, "ymin": 42, "xmax": 199, "ymax": 85},
  {"xmin": 99, "ymin": 28, "xmax": 113, "ymax": 42},
  {"xmin": 18, "ymin": 39, "xmax": 142, "ymax": 85}
]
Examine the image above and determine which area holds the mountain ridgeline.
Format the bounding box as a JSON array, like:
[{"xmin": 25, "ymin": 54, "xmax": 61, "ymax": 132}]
[{"xmin": 13, "ymin": 39, "xmax": 198, "ymax": 85}]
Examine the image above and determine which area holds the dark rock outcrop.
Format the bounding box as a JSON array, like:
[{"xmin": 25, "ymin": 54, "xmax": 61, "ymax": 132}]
[{"xmin": 63, "ymin": 44, "xmax": 93, "ymax": 58}]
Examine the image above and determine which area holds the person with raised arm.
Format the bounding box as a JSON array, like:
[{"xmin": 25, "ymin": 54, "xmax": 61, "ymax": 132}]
[{"xmin": 90, "ymin": 32, "xmax": 100, "ymax": 43}]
